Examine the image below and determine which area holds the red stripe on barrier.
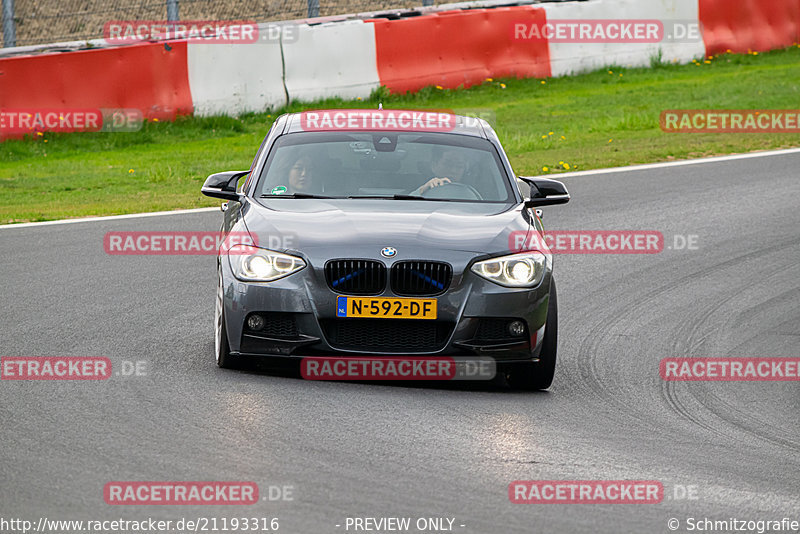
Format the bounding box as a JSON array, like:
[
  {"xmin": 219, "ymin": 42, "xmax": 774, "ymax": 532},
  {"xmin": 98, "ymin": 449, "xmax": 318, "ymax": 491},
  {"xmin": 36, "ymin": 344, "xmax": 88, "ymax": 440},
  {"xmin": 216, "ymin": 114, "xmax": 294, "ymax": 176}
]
[
  {"xmin": 372, "ymin": 6, "xmax": 551, "ymax": 94},
  {"xmin": 700, "ymin": 0, "xmax": 800, "ymax": 55},
  {"xmin": 0, "ymin": 42, "xmax": 193, "ymax": 123}
]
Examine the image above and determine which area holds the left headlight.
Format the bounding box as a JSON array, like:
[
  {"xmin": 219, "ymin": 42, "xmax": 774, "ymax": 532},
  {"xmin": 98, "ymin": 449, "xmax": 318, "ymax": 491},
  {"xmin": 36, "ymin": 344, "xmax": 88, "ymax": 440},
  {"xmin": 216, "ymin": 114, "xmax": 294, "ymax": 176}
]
[
  {"xmin": 228, "ymin": 244, "xmax": 306, "ymax": 282},
  {"xmin": 470, "ymin": 251, "xmax": 547, "ymax": 288}
]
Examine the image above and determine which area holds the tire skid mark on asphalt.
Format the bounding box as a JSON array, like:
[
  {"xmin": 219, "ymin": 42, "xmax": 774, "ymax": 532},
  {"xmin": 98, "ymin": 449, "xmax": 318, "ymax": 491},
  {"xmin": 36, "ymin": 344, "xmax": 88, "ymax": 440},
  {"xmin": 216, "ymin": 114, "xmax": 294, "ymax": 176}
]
[
  {"xmin": 566, "ymin": 233, "xmax": 800, "ymax": 434},
  {"xmin": 662, "ymin": 247, "xmax": 800, "ymax": 453},
  {"xmin": 567, "ymin": 272, "xmax": 689, "ymax": 430},
  {"xmin": 569, "ymin": 264, "xmax": 737, "ymax": 425},
  {"xmin": 660, "ymin": 283, "xmax": 748, "ymax": 440},
  {"xmin": 661, "ymin": 382, "xmax": 725, "ymax": 437},
  {"xmin": 688, "ymin": 327, "xmax": 800, "ymax": 448},
  {"xmin": 693, "ymin": 389, "xmax": 800, "ymax": 452}
]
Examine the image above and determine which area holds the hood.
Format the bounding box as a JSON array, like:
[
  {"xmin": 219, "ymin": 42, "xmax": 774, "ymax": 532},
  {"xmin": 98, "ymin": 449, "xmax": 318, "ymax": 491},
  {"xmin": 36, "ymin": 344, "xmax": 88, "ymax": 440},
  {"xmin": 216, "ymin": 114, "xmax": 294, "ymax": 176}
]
[{"xmin": 242, "ymin": 198, "xmax": 530, "ymax": 258}]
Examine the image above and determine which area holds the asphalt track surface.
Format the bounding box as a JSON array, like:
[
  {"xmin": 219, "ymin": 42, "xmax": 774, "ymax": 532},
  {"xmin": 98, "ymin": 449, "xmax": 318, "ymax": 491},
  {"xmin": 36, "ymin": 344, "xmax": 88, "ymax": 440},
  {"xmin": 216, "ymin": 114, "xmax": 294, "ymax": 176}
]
[{"xmin": 1, "ymin": 151, "xmax": 798, "ymax": 533}]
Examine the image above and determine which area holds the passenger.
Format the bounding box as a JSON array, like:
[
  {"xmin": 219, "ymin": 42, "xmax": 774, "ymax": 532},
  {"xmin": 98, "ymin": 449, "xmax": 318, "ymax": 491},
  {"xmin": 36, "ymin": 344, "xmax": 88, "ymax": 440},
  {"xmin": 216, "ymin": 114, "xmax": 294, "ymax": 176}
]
[
  {"xmin": 287, "ymin": 156, "xmax": 314, "ymax": 193},
  {"xmin": 267, "ymin": 155, "xmax": 315, "ymax": 195}
]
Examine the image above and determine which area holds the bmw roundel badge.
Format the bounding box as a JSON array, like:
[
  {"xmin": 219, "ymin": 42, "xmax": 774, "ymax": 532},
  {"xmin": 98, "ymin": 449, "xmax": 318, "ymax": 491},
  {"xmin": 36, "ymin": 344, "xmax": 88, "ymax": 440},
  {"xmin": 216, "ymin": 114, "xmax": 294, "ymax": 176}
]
[{"xmin": 381, "ymin": 247, "xmax": 397, "ymax": 258}]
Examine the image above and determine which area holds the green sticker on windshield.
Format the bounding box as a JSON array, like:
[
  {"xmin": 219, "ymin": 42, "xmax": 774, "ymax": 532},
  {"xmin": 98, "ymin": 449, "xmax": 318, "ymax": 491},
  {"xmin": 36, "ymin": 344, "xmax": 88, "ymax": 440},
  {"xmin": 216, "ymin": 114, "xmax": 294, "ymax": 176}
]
[{"xmin": 271, "ymin": 186, "xmax": 288, "ymax": 195}]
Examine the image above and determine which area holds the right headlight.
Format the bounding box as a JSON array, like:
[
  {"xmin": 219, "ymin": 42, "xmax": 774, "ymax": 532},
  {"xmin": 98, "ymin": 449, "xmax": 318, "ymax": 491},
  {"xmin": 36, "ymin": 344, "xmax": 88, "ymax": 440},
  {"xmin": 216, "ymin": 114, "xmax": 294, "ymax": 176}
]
[
  {"xmin": 227, "ymin": 244, "xmax": 306, "ymax": 282},
  {"xmin": 470, "ymin": 251, "xmax": 547, "ymax": 288}
]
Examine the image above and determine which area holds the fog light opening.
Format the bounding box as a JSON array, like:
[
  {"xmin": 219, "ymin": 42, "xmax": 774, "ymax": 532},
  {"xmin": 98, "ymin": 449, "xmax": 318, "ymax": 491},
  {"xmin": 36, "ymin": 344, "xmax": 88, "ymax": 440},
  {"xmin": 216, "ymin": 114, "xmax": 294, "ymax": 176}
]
[
  {"xmin": 247, "ymin": 314, "xmax": 265, "ymax": 331},
  {"xmin": 508, "ymin": 320, "xmax": 526, "ymax": 337}
]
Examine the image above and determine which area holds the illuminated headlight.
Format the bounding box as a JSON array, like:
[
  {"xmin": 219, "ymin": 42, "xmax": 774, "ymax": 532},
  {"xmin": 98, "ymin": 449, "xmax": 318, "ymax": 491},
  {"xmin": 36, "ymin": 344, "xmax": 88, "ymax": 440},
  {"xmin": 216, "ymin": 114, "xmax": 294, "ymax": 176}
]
[
  {"xmin": 471, "ymin": 252, "xmax": 546, "ymax": 287},
  {"xmin": 228, "ymin": 245, "xmax": 306, "ymax": 282}
]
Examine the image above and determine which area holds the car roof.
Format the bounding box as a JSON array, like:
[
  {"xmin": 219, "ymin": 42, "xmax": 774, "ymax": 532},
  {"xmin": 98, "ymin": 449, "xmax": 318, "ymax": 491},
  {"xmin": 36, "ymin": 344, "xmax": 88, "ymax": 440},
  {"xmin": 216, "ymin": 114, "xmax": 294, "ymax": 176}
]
[{"xmin": 281, "ymin": 109, "xmax": 490, "ymax": 138}]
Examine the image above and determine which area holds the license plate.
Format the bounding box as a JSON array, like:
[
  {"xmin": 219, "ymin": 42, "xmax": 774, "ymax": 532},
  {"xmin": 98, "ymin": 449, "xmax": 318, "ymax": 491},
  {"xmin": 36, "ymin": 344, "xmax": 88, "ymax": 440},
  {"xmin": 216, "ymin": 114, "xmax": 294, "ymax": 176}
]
[{"xmin": 336, "ymin": 296, "xmax": 437, "ymax": 319}]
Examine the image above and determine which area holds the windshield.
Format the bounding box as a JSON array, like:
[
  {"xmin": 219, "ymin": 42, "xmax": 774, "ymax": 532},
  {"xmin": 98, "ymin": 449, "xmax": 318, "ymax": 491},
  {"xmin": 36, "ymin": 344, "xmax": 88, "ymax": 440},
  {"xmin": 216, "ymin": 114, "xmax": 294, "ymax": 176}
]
[{"xmin": 255, "ymin": 132, "xmax": 514, "ymax": 202}]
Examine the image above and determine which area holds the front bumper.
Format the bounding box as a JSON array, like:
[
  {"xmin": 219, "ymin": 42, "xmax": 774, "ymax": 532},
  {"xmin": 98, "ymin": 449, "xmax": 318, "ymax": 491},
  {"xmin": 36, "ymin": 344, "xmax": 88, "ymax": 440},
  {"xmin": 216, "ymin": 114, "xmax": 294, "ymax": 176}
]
[{"xmin": 220, "ymin": 256, "xmax": 551, "ymax": 364}]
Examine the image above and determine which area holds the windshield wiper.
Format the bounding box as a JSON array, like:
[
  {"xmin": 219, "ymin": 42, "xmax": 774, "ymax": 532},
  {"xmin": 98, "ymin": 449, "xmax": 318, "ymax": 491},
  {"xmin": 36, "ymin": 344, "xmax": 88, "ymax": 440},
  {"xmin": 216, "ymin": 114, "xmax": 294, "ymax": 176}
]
[
  {"xmin": 260, "ymin": 193, "xmax": 336, "ymax": 199},
  {"xmin": 347, "ymin": 194, "xmax": 452, "ymax": 201}
]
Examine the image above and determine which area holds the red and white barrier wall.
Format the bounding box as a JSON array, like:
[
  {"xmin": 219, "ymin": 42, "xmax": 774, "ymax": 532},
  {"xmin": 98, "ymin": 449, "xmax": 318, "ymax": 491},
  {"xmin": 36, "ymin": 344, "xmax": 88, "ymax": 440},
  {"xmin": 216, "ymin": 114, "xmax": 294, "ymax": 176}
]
[
  {"xmin": 372, "ymin": 6, "xmax": 550, "ymax": 94},
  {"xmin": 0, "ymin": 0, "xmax": 798, "ymax": 120},
  {"xmin": 0, "ymin": 42, "xmax": 192, "ymax": 120},
  {"xmin": 540, "ymin": 0, "xmax": 705, "ymax": 76},
  {"xmin": 187, "ymin": 37, "xmax": 285, "ymax": 115},
  {"xmin": 700, "ymin": 0, "xmax": 800, "ymax": 55},
  {"xmin": 283, "ymin": 20, "xmax": 381, "ymax": 103}
]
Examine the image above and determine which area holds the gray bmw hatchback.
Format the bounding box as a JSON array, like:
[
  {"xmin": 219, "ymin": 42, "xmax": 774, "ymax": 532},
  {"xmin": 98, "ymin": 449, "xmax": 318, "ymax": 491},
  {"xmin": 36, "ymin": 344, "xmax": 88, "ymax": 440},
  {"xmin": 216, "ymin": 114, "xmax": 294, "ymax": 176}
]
[{"xmin": 202, "ymin": 109, "xmax": 569, "ymax": 390}]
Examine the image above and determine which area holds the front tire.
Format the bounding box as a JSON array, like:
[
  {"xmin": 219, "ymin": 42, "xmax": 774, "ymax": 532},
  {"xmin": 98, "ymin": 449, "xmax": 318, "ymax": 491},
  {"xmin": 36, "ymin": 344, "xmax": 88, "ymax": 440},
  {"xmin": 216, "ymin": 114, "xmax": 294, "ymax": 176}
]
[
  {"xmin": 215, "ymin": 271, "xmax": 237, "ymax": 369},
  {"xmin": 507, "ymin": 277, "xmax": 558, "ymax": 390}
]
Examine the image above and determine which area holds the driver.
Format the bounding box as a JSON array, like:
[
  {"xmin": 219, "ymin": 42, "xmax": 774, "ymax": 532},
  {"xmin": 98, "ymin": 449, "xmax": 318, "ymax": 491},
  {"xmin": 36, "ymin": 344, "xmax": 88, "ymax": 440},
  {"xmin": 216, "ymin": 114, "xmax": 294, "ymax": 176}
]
[{"xmin": 412, "ymin": 149, "xmax": 467, "ymax": 195}]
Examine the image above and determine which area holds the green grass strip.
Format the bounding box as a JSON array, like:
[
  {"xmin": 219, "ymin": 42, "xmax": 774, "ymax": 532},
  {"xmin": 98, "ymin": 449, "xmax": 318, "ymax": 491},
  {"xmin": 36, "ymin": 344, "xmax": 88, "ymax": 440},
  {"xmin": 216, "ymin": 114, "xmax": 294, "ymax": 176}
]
[{"xmin": 2, "ymin": 46, "xmax": 799, "ymax": 223}]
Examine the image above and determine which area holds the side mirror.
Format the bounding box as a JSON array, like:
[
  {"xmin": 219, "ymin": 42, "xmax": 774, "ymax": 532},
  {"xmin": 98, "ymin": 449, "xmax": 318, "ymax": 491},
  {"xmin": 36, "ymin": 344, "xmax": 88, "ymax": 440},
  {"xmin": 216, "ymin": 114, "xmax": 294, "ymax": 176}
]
[
  {"xmin": 518, "ymin": 176, "xmax": 570, "ymax": 208},
  {"xmin": 201, "ymin": 170, "xmax": 249, "ymax": 201}
]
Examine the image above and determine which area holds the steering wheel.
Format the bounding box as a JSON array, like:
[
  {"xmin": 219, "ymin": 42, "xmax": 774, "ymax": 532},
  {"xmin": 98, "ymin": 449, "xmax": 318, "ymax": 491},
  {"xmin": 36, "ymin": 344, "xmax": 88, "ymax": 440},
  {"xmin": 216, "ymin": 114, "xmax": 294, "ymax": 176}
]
[{"xmin": 422, "ymin": 182, "xmax": 483, "ymax": 200}]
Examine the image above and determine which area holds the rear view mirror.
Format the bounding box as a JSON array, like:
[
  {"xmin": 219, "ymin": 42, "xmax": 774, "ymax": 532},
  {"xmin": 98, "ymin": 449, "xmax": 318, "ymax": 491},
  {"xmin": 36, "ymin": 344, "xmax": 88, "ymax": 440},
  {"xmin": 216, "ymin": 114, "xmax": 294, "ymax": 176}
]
[
  {"xmin": 518, "ymin": 176, "xmax": 570, "ymax": 208},
  {"xmin": 201, "ymin": 170, "xmax": 249, "ymax": 201}
]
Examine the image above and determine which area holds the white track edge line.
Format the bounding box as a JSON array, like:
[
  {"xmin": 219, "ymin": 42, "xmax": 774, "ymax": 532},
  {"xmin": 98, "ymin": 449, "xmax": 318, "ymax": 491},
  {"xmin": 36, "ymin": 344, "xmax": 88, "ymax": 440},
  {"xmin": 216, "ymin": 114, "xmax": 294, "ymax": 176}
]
[
  {"xmin": 0, "ymin": 207, "xmax": 218, "ymax": 229},
  {"xmin": 551, "ymin": 147, "xmax": 800, "ymax": 178}
]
